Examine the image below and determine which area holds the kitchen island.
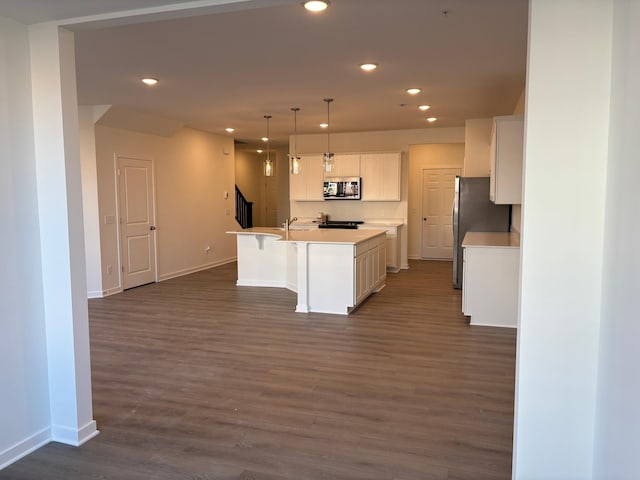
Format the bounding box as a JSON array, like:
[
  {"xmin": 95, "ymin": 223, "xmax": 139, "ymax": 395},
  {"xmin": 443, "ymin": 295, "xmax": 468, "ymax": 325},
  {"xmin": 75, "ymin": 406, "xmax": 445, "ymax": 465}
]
[{"xmin": 227, "ymin": 227, "xmax": 387, "ymax": 315}]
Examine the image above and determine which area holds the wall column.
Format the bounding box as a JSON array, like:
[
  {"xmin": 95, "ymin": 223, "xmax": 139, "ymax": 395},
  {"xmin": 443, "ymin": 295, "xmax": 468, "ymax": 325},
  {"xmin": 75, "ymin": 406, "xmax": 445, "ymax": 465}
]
[
  {"xmin": 29, "ymin": 24, "xmax": 98, "ymax": 446},
  {"xmin": 513, "ymin": 0, "xmax": 613, "ymax": 477}
]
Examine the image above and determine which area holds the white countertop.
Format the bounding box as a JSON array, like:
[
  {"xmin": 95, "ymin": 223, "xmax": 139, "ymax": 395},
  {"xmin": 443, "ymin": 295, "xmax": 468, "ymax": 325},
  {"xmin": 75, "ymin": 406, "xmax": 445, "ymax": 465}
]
[
  {"xmin": 228, "ymin": 227, "xmax": 387, "ymax": 245},
  {"xmin": 462, "ymin": 231, "xmax": 521, "ymax": 248}
]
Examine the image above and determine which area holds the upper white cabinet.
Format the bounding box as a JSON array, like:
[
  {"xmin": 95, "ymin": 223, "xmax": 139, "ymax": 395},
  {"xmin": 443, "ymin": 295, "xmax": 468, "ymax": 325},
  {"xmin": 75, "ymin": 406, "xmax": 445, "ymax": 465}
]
[
  {"xmin": 489, "ymin": 115, "xmax": 524, "ymax": 205},
  {"xmin": 325, "ymin": 154, "xmax": 360, "ymax": 178},
  {"xmin": 360, "ymin": 152, "xmax": 401, "ymax": 201},
  {"xmin": 290, "ymin": 155, "xmax": 324, "ymax": 201}
]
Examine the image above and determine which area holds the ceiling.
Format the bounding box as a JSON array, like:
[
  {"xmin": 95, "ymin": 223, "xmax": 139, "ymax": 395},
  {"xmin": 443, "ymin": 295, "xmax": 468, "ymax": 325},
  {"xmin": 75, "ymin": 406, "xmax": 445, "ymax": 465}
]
[{"xmin": 1, "ymin": 0, "xmax": 528, "ymax": 150}]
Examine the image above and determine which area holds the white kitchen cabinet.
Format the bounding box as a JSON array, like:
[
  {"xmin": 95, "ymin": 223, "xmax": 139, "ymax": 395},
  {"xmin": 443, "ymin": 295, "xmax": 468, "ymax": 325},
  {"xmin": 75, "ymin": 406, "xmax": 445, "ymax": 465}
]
[
  {"xmin": 290, "ymin": 154, "xmax": 324, "ymax": 201},
  {"xmin": 325, "ymin": 153, "xmax": 360, "ymax": 178},
  {"xmin": 489, "ymin": 115, "xmax": 524, "ymax": 205},
  {"xmin": 360, "ymin": 152, "xmax": 401, "ymax": 201},
  {"xmin": 358, "ymin": 223, "xmax": 402, "ymax": 272},
  {"xmin": 461, "ymin": 232, "xmax": 520, "ymax": 328},
  {"xmin": 354, "ymin": 234, "xmax": 386, "ymax": 305}
]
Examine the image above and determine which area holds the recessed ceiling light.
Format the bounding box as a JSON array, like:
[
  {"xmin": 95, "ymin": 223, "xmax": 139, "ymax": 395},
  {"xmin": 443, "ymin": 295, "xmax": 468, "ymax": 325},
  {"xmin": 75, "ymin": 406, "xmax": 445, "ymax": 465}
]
[
  {"xmin": 261, "ymin": 137, "xmax": 269, "ymax": 142},
  {"xmin": 141, "ymin": 77, "xmax": 159, "ymax": 86},
  {"xmin": 303, "ymin": 1, "xmax": 329, "ymax": 12},
  {"xmin": 419, "ymin": 105, "xmax": 431, "ymax": 111},
  {"xmin": 225, "ymin": 127, "xmax": 235, "ymax": 133},
  {"xmin": 360, "ymin": 63, "xmax": 378, "ymax": 72},
  {"xmin": 256, "ymin": 149, "xmax": 263, "ymax": 153},
  {"xmin": 426, "ymin": 117, "xmax": 437, "ymax": 123},
  {"xmin": 320, "ymin": 123, "xmax": 329, "ymax": 128},
  {"xmin": 406, "ymin": 88, "xmax": 421, "ymax": 95}
]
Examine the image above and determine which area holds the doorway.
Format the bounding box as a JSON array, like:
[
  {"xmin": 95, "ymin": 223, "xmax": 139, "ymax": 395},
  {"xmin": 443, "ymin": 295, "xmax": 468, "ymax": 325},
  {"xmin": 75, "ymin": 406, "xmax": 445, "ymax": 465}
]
[
  {"xmin": 116, "ymin": 156, "xmax": 158, "ymax": 289},
  {"xmin": 421, "ymin": 168, "xmax": 460, "ymax": 259}
]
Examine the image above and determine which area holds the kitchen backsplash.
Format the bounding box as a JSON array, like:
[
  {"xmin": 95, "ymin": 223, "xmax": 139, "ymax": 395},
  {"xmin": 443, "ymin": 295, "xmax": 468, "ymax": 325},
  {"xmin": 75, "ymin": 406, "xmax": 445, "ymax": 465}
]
[{"xmin": 291, "ymin": 201, "xmax": 406, "ymax": 223}]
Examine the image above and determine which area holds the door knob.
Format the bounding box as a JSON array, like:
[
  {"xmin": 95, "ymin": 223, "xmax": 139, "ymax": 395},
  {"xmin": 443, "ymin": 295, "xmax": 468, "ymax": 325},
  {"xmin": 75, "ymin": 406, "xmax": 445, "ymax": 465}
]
[
  {"xmin": 423, "ymin": 218, "xmax": 427, "ymax": 222},
  {"xmin": 150, "ymin": 226, "xmax": 156, "ymax": 231}
]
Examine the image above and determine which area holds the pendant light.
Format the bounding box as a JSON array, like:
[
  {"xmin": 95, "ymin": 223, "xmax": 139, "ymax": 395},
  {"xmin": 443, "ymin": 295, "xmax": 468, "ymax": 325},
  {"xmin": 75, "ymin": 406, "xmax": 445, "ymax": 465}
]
[
  {"xmin": 290, "ymin": 107, "xmax": 301, "ymax": 175},
  {"xmin": 263, "ymin": 115, "xmax": 273, "ymax": 177},
  {"xmin": 323, "ymin": 98, "xmax": 334, "ymax": 173}
]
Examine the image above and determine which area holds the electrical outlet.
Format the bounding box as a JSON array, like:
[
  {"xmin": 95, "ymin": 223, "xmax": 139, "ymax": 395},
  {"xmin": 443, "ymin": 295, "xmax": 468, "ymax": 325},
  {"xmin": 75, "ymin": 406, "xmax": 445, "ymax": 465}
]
[{"xmin": 205, "ymin": 245, "xmax": 211, "ymax": 253}]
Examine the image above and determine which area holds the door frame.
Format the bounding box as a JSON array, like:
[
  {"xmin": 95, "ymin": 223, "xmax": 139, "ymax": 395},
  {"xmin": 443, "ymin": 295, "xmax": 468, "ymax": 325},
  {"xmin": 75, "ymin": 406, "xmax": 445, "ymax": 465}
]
[
  {"xmin": 420, "ymin": 167, "xmax": 461, "ymax": 260},
  {"xmin": 114, "ymin": 153, "xmax": 159, "ymax": 291}
]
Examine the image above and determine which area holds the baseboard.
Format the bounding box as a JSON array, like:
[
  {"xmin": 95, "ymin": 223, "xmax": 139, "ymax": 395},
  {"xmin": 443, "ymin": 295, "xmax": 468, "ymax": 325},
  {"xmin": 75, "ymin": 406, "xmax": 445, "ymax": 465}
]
[
  {"xmin": 87, "ymin": 290, "xmax": 103, "ymax": 299},
  {"xmin": 0, "ymin": 426, "xmax": 51, "ymax": 471},
  {"xmin": 102, "ymin": 286, "xmax": 122, "ymax": 297},
  {"xmin": 51, "ymin": 420, "xmax": 99, "ymax": 447},
  {"xmin": 236, "ymin": 280, "xmax": 288, "ymax": 288},
  {"xmin": 158, "ymin": 257, "xmax": 237, "ymax": 282}
]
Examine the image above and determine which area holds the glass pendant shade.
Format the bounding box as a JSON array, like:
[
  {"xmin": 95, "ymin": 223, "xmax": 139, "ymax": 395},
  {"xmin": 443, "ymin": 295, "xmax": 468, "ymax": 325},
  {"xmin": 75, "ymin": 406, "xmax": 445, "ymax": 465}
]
[
  {"xmin": 291, "ymin": 156, "xmax": 301, "ymax": 175},
  {"xmin": 323, "ymin": 98, "xmax": 334, "ymax": 173},
  {"xmin": 263, "ymin": 115, "xmax": 273, "ymax": 177},
  {"xmin": 290, "ymin": 107, "xmax": 302, "ymax": 175}
]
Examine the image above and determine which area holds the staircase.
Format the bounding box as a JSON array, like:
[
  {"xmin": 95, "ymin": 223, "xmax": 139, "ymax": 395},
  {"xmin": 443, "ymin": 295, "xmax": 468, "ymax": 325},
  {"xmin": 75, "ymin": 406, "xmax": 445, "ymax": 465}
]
[{"xmin": 235, "ymin": 185, "xmax": 253, "ymax": 229}]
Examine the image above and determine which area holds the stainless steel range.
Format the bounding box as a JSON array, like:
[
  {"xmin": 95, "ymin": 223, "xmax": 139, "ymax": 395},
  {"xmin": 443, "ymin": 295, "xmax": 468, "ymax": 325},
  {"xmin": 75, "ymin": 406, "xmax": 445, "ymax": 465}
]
[{"xmin": 317, "ymin": 220, "xmax": 363, "ymax": 230}]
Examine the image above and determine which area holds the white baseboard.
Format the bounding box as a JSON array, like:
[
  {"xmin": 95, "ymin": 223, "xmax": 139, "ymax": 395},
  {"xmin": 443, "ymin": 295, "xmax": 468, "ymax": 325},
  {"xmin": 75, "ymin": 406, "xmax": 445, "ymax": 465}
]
[
  {"xmin": 0, "ymin": 426, "xmax": 50, "ymax": 471},
  {"xmin": 51, "ymin": 420, "xmax": 99, "ymax": 447},
  {"xmin": 158, "ymin": 257, "xmax": 237, "ymax": 282},
  {"xmin": 102, "ymin": 286, "xmax": 122, "ymax": 297},
  {"xmin": 237, "ymin": 279, "xmax": 288, "ymax": 288},
  {"xmin": 87, "ymin": 290, "xmax": 104, "ymax": 299}
]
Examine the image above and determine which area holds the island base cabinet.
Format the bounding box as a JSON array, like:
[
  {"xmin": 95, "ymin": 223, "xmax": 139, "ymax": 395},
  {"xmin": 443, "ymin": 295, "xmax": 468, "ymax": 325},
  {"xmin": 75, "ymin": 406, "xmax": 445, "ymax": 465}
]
[
  {"xmin": 302, "ymin": 243, "xmax": 357, "ymax": 315},
  {"xmin": 354, "ymin": 235, "xmax": 386, "ymax": 306},
  {"xmin": 462, "ymin": 246, "xmax": 519, "ymax": 328}
]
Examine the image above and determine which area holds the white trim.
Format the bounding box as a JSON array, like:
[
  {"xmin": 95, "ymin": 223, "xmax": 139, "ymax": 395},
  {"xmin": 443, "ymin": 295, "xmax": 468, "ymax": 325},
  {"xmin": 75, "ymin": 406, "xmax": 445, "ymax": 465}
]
[
  {"xmin": 102, "ymin": 286, "xmax": 123, "ymax": 297},
  {"xmin": 0, "ymin": 427, "xmax": 51, "ymax": 470},
  {"xmin": 236, "ymin": 279, "xmax": 288, "ymax": 288},
  {"xmin": 87, "ymin": 290, "xmax": 103, "ymax": 299},
  {"xmin": 158, "ymin": 257, "xmax": 237, "ymax": 282},
  {"xmin": 51, "ymin": 420, "xmax": 99, "ymax": 447}
]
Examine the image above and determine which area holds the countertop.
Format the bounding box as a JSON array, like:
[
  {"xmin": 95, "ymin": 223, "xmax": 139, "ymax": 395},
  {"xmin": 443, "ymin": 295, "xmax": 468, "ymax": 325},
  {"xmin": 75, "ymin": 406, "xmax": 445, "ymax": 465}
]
[
  {"xmin": 228, "ymin": 227, "xmax": 387, "ymax": 245},
  {"xmin": 462, "ymin": 231, "xmax": 521, "ymax": 249}
]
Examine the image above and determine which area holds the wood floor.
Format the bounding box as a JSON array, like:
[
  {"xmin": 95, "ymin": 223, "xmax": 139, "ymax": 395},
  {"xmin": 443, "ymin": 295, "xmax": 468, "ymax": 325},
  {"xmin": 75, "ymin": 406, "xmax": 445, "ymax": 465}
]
[{"xmin": 2, "ymin": 260, "xmax": 516, "ymax": 480}]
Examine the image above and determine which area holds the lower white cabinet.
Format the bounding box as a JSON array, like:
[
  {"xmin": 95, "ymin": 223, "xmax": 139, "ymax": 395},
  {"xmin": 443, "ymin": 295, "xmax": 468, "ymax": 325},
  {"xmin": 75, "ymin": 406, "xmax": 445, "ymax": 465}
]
[
  {"xmin": 358, "ymin": 224, "xmax": 402, "ymax": 272},
  {"xmin": 354, "ymin": 234, "xmax": 386, "ymax": 305},
  {"xmin": 462, "ymin": 233, "xmax": 520, "ymax": 328}
]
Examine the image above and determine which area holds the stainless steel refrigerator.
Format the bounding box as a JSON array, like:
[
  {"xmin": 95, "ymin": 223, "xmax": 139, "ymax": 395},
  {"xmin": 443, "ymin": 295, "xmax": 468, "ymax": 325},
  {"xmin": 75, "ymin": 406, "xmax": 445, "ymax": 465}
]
[{"xmin": 452, "ymin": 176, "xmax": 511, "ymax": 289}]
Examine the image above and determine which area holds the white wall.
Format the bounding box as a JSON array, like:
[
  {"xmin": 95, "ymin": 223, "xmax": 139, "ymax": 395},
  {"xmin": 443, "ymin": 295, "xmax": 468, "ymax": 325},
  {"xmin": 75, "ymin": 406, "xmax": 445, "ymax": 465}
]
[
  {"xmin": 78, "ymin": 106, "xmax": 103, "ymax": 298},
  {"xmin": 593, "ymin": 1, "xmax": 640, "ymax": 477},
  {"xmin": 513, "ymin": 1, "xmax": 613, "ymax": 477},
  {"xmin": 0, "ymin": 15, "xmax": 51, "ymax": 469},
  {"xmin": 95, "ymin": 125, "xmax": 238, "ymax": 293},
  {"xmin": 235, "ymin": 149, "xmax": 264, "ymax": 225},
  {"xmin": 407, "ymin": 144, "xmax": 464, "ymax": 259},
  {"xmin": 463, "ymin": 118, "xmax": 493, "ymax": 177}
]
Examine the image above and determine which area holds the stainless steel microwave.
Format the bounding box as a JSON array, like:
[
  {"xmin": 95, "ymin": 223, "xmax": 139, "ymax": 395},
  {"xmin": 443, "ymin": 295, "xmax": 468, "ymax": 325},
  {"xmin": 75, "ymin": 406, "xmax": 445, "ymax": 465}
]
[{"xmin": 323, "ymin": 177, "xmax": 361, "ymax": 200}]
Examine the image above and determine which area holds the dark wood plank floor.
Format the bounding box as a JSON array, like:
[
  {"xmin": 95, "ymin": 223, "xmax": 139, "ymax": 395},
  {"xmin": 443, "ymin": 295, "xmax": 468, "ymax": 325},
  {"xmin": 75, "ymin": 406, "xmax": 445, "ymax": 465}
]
[{"xmin": 1, "ymin": 260, "xmax": 516, "ymax": 480}]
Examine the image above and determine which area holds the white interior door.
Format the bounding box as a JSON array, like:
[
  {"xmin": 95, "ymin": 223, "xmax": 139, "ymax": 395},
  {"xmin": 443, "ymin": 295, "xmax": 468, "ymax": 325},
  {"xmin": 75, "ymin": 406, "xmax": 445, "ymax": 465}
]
[
  {"xmin": 421, "ymin": 168, "xmax": 460, "ymax": 259},
  {"xmin": 117, "ymin": 156, "xmax": 157, "ymax": 289}
]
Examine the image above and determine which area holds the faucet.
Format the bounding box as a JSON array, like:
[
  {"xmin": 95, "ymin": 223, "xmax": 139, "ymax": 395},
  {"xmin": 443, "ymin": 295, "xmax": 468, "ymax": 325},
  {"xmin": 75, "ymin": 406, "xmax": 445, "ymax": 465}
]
[{"xmin": 283, "ymin": 217, "xmax": 298, "ymax": 231}]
